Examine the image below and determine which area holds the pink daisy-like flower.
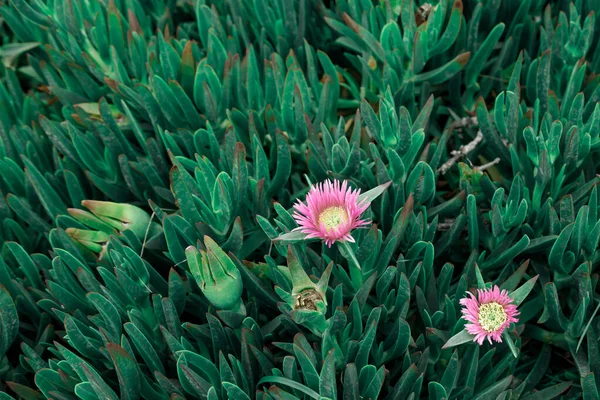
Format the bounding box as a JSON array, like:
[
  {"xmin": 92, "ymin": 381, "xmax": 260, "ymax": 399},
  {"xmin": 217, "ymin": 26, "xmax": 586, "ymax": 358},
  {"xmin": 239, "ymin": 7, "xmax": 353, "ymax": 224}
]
[
  {"xmin": 460, "ymin": 285, "xmax": 520, "ymax": 345},
  {"xmin": 292, "ymin": 180, "xmax": 371, "ymax": 247}
]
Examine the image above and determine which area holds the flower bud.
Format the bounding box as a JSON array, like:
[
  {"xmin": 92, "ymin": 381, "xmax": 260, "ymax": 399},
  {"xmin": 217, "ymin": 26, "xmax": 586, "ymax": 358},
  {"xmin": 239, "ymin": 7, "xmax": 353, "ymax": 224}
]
[
  {"xmin": 81, "ymin": 200, "xmax": 151, "ymax": 238},
  {"xmin": 65, "ymin": 228, "xmax": 110, "ymax": 258},
  {"xmin": 67, "ymin": 208, "xmax": 117, "ymax": 234},
  {"xmin": 185, "ymin": 237, "xmax": 244, "ymax": 311}
]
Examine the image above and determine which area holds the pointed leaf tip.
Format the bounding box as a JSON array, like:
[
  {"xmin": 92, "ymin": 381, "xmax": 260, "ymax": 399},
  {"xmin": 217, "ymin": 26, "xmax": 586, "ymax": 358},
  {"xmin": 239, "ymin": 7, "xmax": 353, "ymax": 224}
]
[
  {"xmin": 317, "ymin": 261, "xmax": 334, "ymax": 292},
  {"xmin": 457, "ymin": 52, "xmax": 471, "ymax": 66},
  {"xmin": 273, "ymin": 231, "xmax": 309, "ymax": 242},
  {"xmin": 502, "ymin": 330, "xmax": 519, "ymax": 358},
  {"xmin": 287, "ymin": 246, "xmax": 315, "ymax": 295},
  {"xmin": 442, "ymin": 329, "xmax": 474, "ymax": 349},
  {"xmin": 358, "ymin": 181, "xmax": 392, "ymax": 204},
  {"xmin": 509, "ymin": 274, "xmax": 539, "ymax": 306}
]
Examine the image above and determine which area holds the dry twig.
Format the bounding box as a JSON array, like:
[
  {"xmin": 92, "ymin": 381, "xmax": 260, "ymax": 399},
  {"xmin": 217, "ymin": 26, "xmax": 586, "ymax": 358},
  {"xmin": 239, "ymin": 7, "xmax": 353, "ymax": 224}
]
[
  {"xmin": 475, "ymin": 157, "xmax": 501, "ymax": 172},
  {"xmin": 438, "ymin": 130, "xmax": 484, "ymax": 175}
]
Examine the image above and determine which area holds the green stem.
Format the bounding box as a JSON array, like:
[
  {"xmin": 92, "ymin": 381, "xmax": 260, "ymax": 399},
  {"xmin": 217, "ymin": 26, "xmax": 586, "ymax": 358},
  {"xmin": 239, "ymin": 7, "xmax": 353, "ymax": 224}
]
[
  {"xmin": 524, "ymin": 325, "xmax": 569, "ymax": 350},
  {"xmin": 339, "ymin": 241, "xmax": 362, "ymax": 290}
]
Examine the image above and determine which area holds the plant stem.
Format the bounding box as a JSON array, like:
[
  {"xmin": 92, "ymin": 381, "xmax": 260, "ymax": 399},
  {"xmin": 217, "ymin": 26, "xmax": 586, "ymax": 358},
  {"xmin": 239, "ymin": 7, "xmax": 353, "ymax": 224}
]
[
  {"xmin": 524, "ymin": 325, "xmax": 569, "ymax": 350},
  {"xmin": 339, "ymin": 241, "xmax": 362, "ymax": 289}
]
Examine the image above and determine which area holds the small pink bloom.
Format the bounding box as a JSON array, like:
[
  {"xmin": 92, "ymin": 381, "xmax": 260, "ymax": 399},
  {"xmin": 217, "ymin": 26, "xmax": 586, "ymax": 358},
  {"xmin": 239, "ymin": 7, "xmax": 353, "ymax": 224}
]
[
  {"xmin": 460, "ymin": 285, "xmax": 520, "ymax": 345},
  {"xmin": 292, "ymin": 180, "xmax": 370, "ymax": 247}
]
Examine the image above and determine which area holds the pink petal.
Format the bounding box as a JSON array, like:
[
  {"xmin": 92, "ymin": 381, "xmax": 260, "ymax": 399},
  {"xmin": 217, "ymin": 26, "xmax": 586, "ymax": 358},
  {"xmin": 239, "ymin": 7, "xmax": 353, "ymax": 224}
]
[{"xmin": 291, "ymin": 179, "xmax": 376, "ymax": 246}]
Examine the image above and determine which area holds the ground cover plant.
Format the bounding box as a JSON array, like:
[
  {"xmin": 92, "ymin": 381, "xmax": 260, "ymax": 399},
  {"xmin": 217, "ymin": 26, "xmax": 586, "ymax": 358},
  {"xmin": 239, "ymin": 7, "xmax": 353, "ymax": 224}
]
[{"xmin": 0, "ymin": 0, "xmax": 599, "ymax": 398}]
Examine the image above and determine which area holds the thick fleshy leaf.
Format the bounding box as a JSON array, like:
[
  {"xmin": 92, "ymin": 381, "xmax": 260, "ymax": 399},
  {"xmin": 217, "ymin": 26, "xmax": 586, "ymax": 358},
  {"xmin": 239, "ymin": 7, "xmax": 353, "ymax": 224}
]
[
  {"xmin": 442, "ymin": 329, "xmax": 474, "ymax": 349},
  {"xmin": 0, "ymin": 286, "xmax": 18, "ymax": 358},
  {"xmin": 273, "ymin": 231, "xmax": 309, "ymax": 242},
  {"xmin": 358, "ymin": 181, "xmax": 392, "ymax": 204},
  {"xmin": 510, "ymin": 275, "xmax": 539, "ymax": 306}
]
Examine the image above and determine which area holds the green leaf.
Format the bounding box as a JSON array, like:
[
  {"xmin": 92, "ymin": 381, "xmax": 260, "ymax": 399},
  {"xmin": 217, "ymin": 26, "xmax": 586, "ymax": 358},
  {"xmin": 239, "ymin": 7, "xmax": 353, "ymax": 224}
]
[
  {"xmin": 442, "ymin": 329, "xmax": 474, "ymax": 349},
  {"xmin": 360, "ymin": 365, "xmax": 386, "ymax": 400},
  {"xmin": 6, "ymin": 241, "xmax": 43, "ymax": 289},
  {"xmin": 223, "ymin": 382, "xmax": 251, "ymax": 400},
  {"xmin": 22, "ymin": 156, "xmax": 68, "ymax": 218},
  {"xmin": 413, "ymin": 53, "xmax": 470, "ymax": 85},
  {"xmin": 358, "ymin": 180, "xmax": 392, "ymax": 204},
  {"xmin": 541, "ymin": 282, "xmax": 568, "ymax": 330},
  {"xmin": 521, "ymin": 382, "xmax": 572, "ymax": 400},
  {"xmin": 6, "ymin": 382, "xmax": 43, "ymax": 400},
  {"xmin": 502, "ymin": 330, "xmax": 519, "ymax": 358},
  {"xmin": 482, "ymin": 235, "xmax": 530, "ymax": 269},
  {"xmin": 257, "ymin": 376, "xmax": 320, "ymax": 399},
  {"xmin": 582, "ymin": 373, "xmax": 599, "ymax": 400},
  {"xmin": 34, "ymin": 369, "xmax": 71, "ymax": 399},
  {"xmin": 0, "ymin": 286, "xmax": 18, "ymax": 358},
  {"xmin": 428, "ymin": 382, "xmax": 448, "ymax": 400},
  {"xmin": 465, "ymin": 23, "xmax": 505, "ymax": 88},
  {"xmin": 230, "ymin": 254, "xmax": 280, "ymax": 309},
  {"xmin": 268, "ymin": 131, "xmax": 291, "ymax": 197},
  {"xmin": 356, "ymin": 308, "xmax": 381, "ymax": 370},
  {"xmin": 390, "ymin": 364, "xmax": 418, "ymax": 399},
  {"xmin": 537, "ymin": 50, "xmax": 551, "ymax": 115},
  {"xmin": 319, "ymin": 350, "xmax": 337, "ymax": 399},
  {"xmin": 473, "ymin": 375, "xmax": 512, "ymax": 400},
  {"xmin": 7, "ymin": 0, "xmax": 50, "ymax": 27},
  {"xmin": 87, "ymin": 292, "xmax": 122, "ymax": 342},
  {"xmin": 124, "ymin": 322, "xmax": 165, "ymax": 375},
  {"xmin": 82, "ymin": 363, "xmax": 119, "ymax": 400},
  {"xmin": 430, "ymin": 1, "xmax": 463, "ymax": 56},
  {"xmin": 168, "ymin": 268, "xmax": 186, "ymax": 316},
  {"xmin": 0, "ymin": 391, "xmax": 17, "ymax": 400},
  {"xmin": 440, "ymin": 350, "xmax": 459, "ymax": 394},
  {"xmin": 273, "ymin": 231, "xmax": 309, "ymax": 242},
  {"xmin": 474, "ymin": 264, "xmax": 485, "ymax": 289},
  {"xmin": 509, "ymin": 275, "xmax": 539, "ymax": 306},
  {"xmin": 107, "ymin": 343, "xmax": 140, "ymax": 400},
  {"xmin": 293, "ymin": 340, "xmax": 320, "ymax": 392},
  {"xmin": 64, "ymin": 315, "xmax": 104, "ymax": 359},
  {"xmin": 176, "ymin": 350, "xmax": 221, "ymax": 397},
  {"xmin": 0, "ymin": 42, "xmax": 40, "ymax": 67},
  {"xmin": 500, "ymin": 260, "xmax": 530, "ymax": 292}
]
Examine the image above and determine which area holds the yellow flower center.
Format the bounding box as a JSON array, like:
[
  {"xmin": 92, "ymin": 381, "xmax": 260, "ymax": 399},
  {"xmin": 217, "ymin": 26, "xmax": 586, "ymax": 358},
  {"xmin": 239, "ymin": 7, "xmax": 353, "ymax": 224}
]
[
  {"xmin": 478, "ymin": 302, "xmax": 507, "ymax": 332},
  {"xmin": 318, "ymin": 206, "xmax": 348, "ymax": 232}
]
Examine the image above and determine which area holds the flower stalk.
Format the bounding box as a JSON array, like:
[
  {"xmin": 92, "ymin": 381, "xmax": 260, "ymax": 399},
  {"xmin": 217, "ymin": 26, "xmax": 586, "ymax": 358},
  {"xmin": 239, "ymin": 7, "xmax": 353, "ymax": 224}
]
[{"xmin": 338, "ymin": 240, "xmax": 362, "ymax": 289}]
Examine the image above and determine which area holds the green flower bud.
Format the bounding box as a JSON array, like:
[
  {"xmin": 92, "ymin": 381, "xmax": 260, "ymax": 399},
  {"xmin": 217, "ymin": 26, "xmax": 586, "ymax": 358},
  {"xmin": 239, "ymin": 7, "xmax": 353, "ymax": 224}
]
[
  {"xmin": 185, "ymin": 237, "xmax": 244, "ymax": 311},
  {"xmin": 65, "ymin": 228, "xmax": 110, "ymax": 258},
  {"xmin": 68, "ymin": 208, "xmax": 117, "ymax": 234},
  {"xmin": 81, "ymin": 200, "xmax": 151, "ymax": 238}
]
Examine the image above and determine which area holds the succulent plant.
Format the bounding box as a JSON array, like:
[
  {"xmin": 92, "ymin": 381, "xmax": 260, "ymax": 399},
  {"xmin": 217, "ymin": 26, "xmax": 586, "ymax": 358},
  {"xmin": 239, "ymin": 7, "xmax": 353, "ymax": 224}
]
[{"xmin": 0, "ymin": 0, "xmax": 599, "ymax": 399}]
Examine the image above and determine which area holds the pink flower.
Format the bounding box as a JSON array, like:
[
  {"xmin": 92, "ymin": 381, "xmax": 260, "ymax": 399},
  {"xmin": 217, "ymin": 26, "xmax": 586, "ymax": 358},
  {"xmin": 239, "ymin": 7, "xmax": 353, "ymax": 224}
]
[
  {"xmin": 460, "ymin": 285, "xmax": 520, "ymax": 345},
  {"xmin": 292, "ymin": 180, "xmax": 371, "ymax": 247}
]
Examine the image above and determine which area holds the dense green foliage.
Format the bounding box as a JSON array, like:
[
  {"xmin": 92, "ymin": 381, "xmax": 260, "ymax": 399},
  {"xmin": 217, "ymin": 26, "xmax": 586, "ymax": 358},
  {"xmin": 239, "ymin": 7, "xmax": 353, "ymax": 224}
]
[{"xmin": 0, "ymin": 0, "xmax": 599, "ymax": 398}]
